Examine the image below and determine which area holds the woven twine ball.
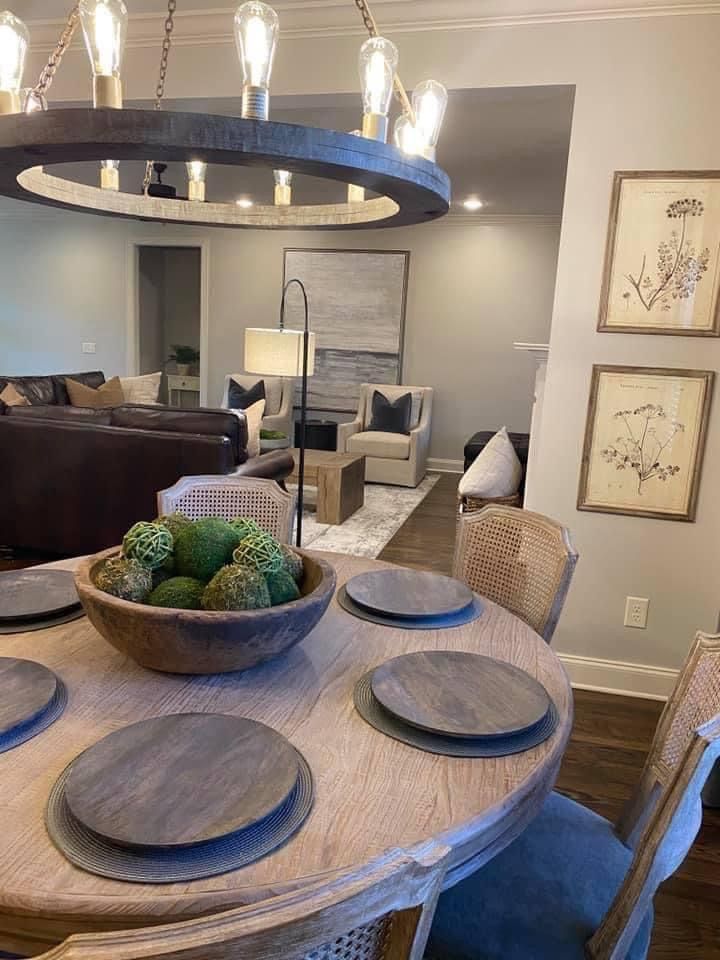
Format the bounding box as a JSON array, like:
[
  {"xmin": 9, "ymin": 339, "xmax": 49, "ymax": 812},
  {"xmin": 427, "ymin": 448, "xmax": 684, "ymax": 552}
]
[
  {"xmin": 232, "ymin": 531, "xmax": 284, "ymax": 575},
  {"xmin": 229, "ymin": 517, "xmax": 264, "ymax": 541},
  {"xmin": 122, "ymin": 521, "xmax": 174, "ymax": 571}
]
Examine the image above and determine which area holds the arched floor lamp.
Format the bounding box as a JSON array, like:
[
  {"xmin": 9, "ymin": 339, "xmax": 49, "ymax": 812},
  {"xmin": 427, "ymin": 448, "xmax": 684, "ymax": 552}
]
[{"xmin": 245, "ymin": 279, "xmax": 316, "ymax": 548}]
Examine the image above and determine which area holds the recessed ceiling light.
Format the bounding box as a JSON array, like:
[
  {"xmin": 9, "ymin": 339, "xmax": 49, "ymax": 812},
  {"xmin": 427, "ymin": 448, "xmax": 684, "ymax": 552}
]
[
  {"xmin": 236, "ymin": 197, "xmax": 254, "ymax": 208},
  {"xmin": 463, "ymin": 197, "xmax": 483, "ymax": 211}
]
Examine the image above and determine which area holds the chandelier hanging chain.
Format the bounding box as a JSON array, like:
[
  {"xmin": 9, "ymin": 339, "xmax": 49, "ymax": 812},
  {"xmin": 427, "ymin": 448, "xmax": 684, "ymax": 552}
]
[
  {"xmin": 30, "ymin": 2, "xmax": 80, "ymax": 108},
  {"xmin": 353, "ymin": 0, "xmax": 415, "ymax": 123},
  {"xmin": 143, "ymin": 0, "xmax": 177, "ymax": 194}
]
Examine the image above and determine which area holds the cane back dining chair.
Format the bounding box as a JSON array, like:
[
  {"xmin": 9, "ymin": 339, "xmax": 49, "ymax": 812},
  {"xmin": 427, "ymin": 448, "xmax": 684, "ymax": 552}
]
[
  {"xmin": 452, "ymin": 504, "xmax": 578, "ymax": 644},
  {"xmin": 426, "ymin": 632, "xmax": 720, "ymax": 960},
  {"xmin": 157, "ymin": 475, "xmax": 295, "ymax": 543},
  {"xmin": 29, "ymin": 844, "xmax": 449, "ymax": 960}
]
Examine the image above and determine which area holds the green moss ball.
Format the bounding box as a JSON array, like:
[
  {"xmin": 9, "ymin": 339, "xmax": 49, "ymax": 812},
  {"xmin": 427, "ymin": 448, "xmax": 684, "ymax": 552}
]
[
  {"xmin": 280, "ymin": 544, "xmax": 304, "ymax": 583},
  {"xmin": 147, "ymin": 576, "xmax": 206, "ymax": 610},
  {"xmin": 202, "ymin": 564, "xmax": 271, "ymax": 611},
  {"xmin": 122, "ymin": 521, "xmax": 174, "ymax": 571},
  {"xmin": 157, "ymin": 511, "xmax": 192, "ymax": 540},
  {"xmin": 228, "ymin": 517, "xmax": 263, "ymax": 542},
  {"xmin": 174, "ymin": 518, "xmax": 241, "ymax": 583},
  {"xmin": 232, "ymin": 531, "xmax": 284, "ymax": 575},
  {"xmin": 265, "ymin": 568, "xmax": 301, "ymax": 606},
  {"xmin": 94, "ymin": 557, "xmax": 152, "ymax": 603}
]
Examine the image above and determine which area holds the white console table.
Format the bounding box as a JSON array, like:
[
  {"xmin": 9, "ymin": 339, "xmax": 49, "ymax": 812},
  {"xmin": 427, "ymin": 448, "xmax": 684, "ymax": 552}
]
[{"xmin": 167, "ymin": 374, "xmax": 201, "ymax": 408}]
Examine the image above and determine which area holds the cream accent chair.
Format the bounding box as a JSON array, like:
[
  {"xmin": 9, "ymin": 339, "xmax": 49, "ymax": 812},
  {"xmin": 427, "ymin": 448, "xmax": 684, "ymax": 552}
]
[
  {"xmin": 221, "ymin": 373, "xmax": 294, "ymax": 438},
  {"xmin": 337, "ymin": 383, "xmax": 433, "ymax": 487}
]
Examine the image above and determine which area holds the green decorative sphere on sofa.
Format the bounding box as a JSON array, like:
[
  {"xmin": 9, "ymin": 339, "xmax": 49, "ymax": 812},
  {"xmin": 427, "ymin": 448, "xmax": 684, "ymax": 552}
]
[
  {"xmin": 280, "ymin": 544, "xmax": 304, "ymax": 583},
  {"xmin": 147, "ymin": 576, "xmax": 206, "ymax": 610},
  {"xmin": 122, "ymin": 521, "xmax": 174, "ymax": 571},
  {"xmin": 265, "ymin": 568, "xmax": 301, "ymax": 605},
  {"xmin": 232, "ymin": 531, "xmax": 284, "ymax": 575},
  {"xmin": 174, "ymin": 518, "xmax": 241, "ymax": 582},
  {"xmin": 202, "ymin": 564, "xmax": 271, "ymax": 611},
  {"xmin": 94, "ymin": 557, "xmax": 153, "ymax": 602}
]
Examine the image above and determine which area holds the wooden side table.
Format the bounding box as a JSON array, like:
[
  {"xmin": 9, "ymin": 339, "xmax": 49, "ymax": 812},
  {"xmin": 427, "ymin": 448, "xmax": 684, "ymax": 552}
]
[
  {"xmin": 290, "ymin": 449, "xmax": 365, "ymax": 524},
  {"xmin": 167, "ymin": 375, "xmax": 201, "ymax": 408}
]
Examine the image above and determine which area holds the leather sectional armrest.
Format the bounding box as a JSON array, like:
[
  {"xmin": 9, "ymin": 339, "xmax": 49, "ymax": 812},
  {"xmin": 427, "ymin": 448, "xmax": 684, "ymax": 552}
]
[{"xmin": 233, "ymin": 450, "xmax": 295, "ymax": 483}]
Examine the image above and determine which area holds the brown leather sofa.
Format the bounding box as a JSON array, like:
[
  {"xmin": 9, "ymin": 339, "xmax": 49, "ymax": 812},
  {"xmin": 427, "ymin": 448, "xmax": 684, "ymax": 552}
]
[{"xmin": 0, "ymin": 371, "xmax": 294, "ymax": 556}]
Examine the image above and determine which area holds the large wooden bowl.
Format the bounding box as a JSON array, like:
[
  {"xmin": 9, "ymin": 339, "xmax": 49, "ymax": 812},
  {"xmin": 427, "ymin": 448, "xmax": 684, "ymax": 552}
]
[{"xmin": 75, "ymin": 547, "xmax": 337, "ymax": 675}]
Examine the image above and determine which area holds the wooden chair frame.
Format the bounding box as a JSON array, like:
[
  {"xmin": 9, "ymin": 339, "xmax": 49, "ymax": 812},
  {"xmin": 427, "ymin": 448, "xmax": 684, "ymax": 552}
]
[
  {"xmin": 452, "ymin": 504, "xmax": 578, "ymax": 643},
  {"xmin": 33, "ymin": 844, "xmax": 449, "ymax": 960},
  {"xmin": 157, "ymin": 475, "xmax": 295, "ymax": 543}
]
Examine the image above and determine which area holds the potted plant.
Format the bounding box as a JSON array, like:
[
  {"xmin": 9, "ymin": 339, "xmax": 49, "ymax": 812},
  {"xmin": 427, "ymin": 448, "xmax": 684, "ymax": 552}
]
[
  {"xmin": 260, "ymin": 429, "xmax": 291, "ymax": 452},
  {"xmin": 168, "ymin": 345, "xmax": 200, "ymax": 376}
]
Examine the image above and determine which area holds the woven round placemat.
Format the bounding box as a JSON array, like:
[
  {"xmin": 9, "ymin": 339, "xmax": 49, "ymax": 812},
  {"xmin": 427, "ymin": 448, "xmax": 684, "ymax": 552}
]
[
  {"xmin": 337, "ymin": 586, "xmax": 484, "ymax": 630},
  {"xmin": 0, "ymin": 607, "xmax": 85, "ymax": 635},
  {"xmin": 354, "ymin": 671, "xmax": 558, "ymax": 757},
  {"xmin": 0, "ymin": 677, "xmax": 67, "ymax": 754},
  {"xmin": 46, "ymin": 752, "xmax": 314, "ymax": 883},
  {"xmin": 0, "ymin": 570, "xmax": 80, "ymax": 622}
]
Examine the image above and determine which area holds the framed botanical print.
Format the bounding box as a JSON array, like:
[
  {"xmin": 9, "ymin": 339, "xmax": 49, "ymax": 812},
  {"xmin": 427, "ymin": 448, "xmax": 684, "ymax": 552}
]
[
  {"xmin": 578, "ymin": 366, "xmax": 714, "ymax": 521},
  {"xmin": 598, "ymin": 172, "xmax": 720, "ymax": 336}
]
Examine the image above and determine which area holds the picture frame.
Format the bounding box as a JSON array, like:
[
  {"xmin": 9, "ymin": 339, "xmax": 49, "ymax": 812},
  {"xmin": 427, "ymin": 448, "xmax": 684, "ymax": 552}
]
[
  {"xmin": 598, "ymin": 171, "xmax": 720, "ymax": 336},
  {"xmin": 282, "ymin": 247, "xmax": 410, "ymax": 413},
  {"xmin": 578, "ymin": 365, "xmax": 714, "ymax": 522}
]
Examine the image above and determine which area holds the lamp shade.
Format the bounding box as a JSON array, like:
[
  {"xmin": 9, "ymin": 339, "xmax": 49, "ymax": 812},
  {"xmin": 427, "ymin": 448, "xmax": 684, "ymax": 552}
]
[{"xmin": 244, "ymin": 327, "xmax": 316, "ymax": 377}]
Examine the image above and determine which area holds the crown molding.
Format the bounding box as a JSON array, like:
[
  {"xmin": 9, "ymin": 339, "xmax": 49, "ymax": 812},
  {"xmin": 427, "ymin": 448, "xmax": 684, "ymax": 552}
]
[
  {"xmin": 442, "ymin": 213, "xmax": 562, "ymax": 226},
  {"xmin": 26, "ymin": 0, "xmax": 720, "ymax": 52}
]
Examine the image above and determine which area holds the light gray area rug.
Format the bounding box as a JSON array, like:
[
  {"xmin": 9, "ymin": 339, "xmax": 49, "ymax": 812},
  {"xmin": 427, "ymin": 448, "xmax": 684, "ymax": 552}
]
[{"xmin": 289, "ymin": 474, "xmax": 440, "ymax": 558}]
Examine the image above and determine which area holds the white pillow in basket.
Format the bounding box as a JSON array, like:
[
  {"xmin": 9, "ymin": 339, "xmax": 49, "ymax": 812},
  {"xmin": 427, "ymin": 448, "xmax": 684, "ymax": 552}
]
[
  {"xmin": 120, "ymin": 371, "xmax": 162, "ymax": 405},
  {"xmin": 458, "ymin": 427, "xmax": 522, "ymax": 499},
  {"xmin": 233, "ymin": 398, "xmax": 265, "ymax": 459}
]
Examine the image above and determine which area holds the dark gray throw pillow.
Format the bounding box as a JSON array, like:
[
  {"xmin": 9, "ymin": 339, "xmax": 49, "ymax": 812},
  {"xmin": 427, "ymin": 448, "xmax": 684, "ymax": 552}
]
[
  {"xmin": 228, "ymin": 378, "xmax": 265, "ymax": 410},
  {"xmin": 367, "ymin": 390, "xmax": 412, "ymax": 435}
]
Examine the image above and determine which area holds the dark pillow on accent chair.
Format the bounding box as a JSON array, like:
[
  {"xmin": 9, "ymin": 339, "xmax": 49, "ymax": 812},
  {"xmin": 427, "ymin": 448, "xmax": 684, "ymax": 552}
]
[
  {"xmin": 367, "ymin": 390, "xmax": 412, "ymax": 435},
  {"xmin": 228, "ymin": 378, "xmax": 265, "ymax": 410}
]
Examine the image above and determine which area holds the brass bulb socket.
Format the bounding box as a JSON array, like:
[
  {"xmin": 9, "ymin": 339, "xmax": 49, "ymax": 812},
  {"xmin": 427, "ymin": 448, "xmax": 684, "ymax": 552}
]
[
  {"xmin": 274, "ymin": 184, "xmax": 291, "ymax": 206},
  {"xmin": 93, "ymin": 75, "xmax": 123, "ymax": 109},
  {"xmin": 361, "ymin": 113, "xmax": 388, "ymax": 143},
  {"xmin": 347, "ymin": 184, "xmax": 365, "ymax": 204},
  {"xmin": 100, "ymin": 166, "xmax": 119, "ymax": 191},
  {"xmin": 0, "ymin": 90, "xmax": 21, "ymax": 115},
  {"xmin": 188, "ymin": 180, "xmax": 206, "ymax": 202},
  {"xmin": 242, "ymin": 86, "xmax": 269, "ymax": 121}
]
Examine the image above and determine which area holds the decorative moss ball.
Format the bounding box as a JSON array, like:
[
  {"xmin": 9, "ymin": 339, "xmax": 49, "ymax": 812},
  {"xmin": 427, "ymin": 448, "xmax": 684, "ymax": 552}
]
[
  {"xmin": 280, "ymin": 544, "xmax": 304, "ymax": 584},
  {"xmin": 228, "ymin": 517, "xmax": 263, "ymax": 542},
  {"xmin": 122, "ymin": 521, "xmax": 173, "ymax": 571},
  {"xmin": 94, "ymin": 557, "xmax": 152, "ymax": 603},
  {"xmin": 147, "ymin": 576, "xmax": 206, "ymax": 610},
  {"xmin": 232, "ymin": 531, "xmax": 284, "ymax": 575},
  {"xmin": 202, "ymin": 564, "xmax": 271, "ymax": 611},
  {"xmin": 174, "ymin": 518, "xmax": 241, "ymax": 583},
  {"xmin": 151, "ymin": 565, "xmax": 174, "ymax": 590},
  {"xmin": 265, "ymin": 568, "xmax": 301, "ymax": 606},
  {"xmin": 157, "ymin": 511, "xmax": 192, "ymax": 540}
]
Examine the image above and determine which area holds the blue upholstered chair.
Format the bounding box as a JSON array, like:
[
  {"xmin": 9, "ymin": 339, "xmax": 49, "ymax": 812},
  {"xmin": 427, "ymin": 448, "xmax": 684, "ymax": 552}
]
[{"xmin": 426, "ymin": 632, "xmax": 720, "ymax": 960}]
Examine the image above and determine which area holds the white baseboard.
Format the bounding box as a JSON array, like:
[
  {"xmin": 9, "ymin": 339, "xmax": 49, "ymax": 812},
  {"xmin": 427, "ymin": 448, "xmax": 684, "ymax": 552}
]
[
  {"xmin": 559, "ymin": 653, "xmax": 677, "ymax": 701},
  {"xmin": 428, "ymin": 458, "xmax": 464, "ymax": 473}
]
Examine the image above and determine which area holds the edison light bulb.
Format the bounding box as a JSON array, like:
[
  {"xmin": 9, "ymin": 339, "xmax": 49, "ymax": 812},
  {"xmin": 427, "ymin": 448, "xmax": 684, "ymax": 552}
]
[
  {"xmin": 411, "ymin": 80, "xmax": 447, "ymax": 161},
  {"xmin": 0, "ymin": 11, "xmax": 29, "ymax": 115},
  {"xmin": 347, "ymin": 130, "xmax": 364, "ymax": 204},
  {"xmin": 100, "ymin": 159, "xmax": 119, "ymax": 191},
  {"xmin": 273, "ymin": 169, "xmax": 292, "ymax": 206},
  {"xmin": 186, "ymin": 160, "xmax": 207, "ymax": 202},
  {"xmin": 79, "ymin": 0, "xmax": 128, "ymax": 109},
  {"xmin": 234, "ymin": 1, "xmax": 279, "ymax": 121},
  {"xmin": 358, "ymin": 36, "xmax": 398, "ymax": 142},
  {"xmin": 393, "ymin": 114, "xmax": 422, "ymax": 157}
]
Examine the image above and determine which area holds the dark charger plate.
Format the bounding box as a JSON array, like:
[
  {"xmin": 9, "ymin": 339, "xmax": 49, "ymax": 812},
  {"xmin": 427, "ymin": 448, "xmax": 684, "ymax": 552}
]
[
  {"xmin": 0, "ymin": 657, "xmax": 67, "ymax": 753},
  {"xmin": 0, "ymin": 569, "xmax": 84, "ymax": 634},
  {"xmin": 345, "ymin": 569, "xmax": 474, "ymax": 619}
]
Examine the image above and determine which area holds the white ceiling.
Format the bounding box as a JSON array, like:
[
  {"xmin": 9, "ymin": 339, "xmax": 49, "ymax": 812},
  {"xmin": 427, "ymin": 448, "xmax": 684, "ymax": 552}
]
[{"xmin": 54, "ymin": 86, "xmax": 573, "ymax": 215}]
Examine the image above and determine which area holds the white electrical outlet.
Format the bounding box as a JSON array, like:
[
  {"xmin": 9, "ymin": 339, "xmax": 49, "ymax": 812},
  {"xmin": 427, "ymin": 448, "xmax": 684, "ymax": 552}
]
[
  {"xmin": 624, "ymin": 596, "xmax": 649, "ymax": 629},
  {"xmin": 82, "ymin": 342, "xmax": 96, "ymax": 354}
]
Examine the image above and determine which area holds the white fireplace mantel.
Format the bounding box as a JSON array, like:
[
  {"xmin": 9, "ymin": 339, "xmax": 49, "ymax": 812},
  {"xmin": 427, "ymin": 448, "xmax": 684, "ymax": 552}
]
[{"xmin": 513, "ymin": 342, "xmax": 550, "ymax": 503}]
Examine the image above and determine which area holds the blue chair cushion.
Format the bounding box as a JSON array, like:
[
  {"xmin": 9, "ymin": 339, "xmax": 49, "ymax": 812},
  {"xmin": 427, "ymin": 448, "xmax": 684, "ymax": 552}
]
[{"xmin": 426, "ymin": 791, "xmax": 653, "ymax": 960}]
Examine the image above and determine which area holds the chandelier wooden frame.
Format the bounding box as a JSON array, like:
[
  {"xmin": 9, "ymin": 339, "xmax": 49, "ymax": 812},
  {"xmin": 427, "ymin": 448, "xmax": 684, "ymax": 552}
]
[{"xmin": 0, "ymin": 108, "xmax": 451, "ymax": 229}]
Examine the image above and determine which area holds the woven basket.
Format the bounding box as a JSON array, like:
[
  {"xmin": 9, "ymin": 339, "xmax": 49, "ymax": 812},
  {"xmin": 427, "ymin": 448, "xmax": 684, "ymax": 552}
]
[{"xmin": 458, "ymin": 491, "xmax": 522, "ymax": 515}]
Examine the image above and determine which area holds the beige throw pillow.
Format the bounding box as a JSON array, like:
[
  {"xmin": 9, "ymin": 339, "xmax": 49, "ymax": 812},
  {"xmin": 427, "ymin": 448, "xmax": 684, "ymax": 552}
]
[
  {"xmin": 120, "ymin": 371, "xmax": 162, "ymax": 404},
  {"xmin": 230, "ymin": 399, "xmax": 265, "ymax": 458},
  {"xmin": 0, "ymin": 383, "xmax": 29, "ymax": 406},
  {"xmin": 66, "ymin": 376, "xmax": 124, "ymax": 409},
  {"xmin": 458, "ymin": 426, "xmax": 522, "ymax": 499}
]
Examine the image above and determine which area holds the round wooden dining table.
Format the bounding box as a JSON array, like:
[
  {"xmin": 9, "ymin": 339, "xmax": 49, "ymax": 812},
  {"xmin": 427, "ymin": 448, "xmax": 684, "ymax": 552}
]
[{"xmin": 0, "ymin": 552, "xmax": 573, "ymax": 955}]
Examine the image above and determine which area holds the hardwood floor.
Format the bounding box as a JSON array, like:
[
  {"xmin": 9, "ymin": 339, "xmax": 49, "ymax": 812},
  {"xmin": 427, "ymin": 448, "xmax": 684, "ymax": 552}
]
[{"xmin": 380, "ymin": 472, "xmax": 720, "ymax": 959}]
